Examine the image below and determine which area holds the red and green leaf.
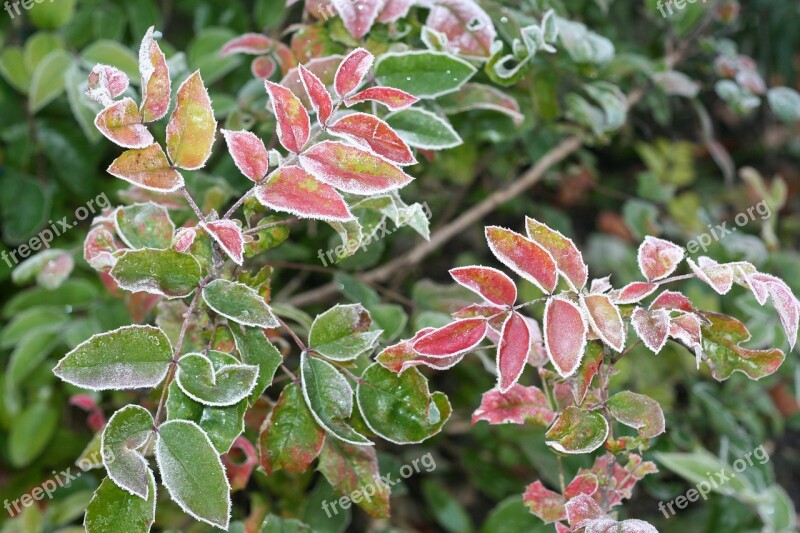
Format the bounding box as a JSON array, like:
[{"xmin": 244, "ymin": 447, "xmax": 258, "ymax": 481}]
[
  {"xmin": 687, "ymin": 256, "xmax": 733, "ymax": 294},
  {"xmin": 173, "ymin": 227, "xmax": 197, "ymax": 253},
  {"xmin": 256, "ymin": 165, "xmax": 352, "ymax": 221},
  {"xmin": 331, "ymin": 1, "xmax": 383, "ymax": 40},
  {"xmin": 139, "ymin": 27, "xmax": 171, "ymax": 123},
  {"xmin": 650, "ymin": 290, "xmax": 693, "ymax": 312},
  {"xmin": 317, "ymin": 438, "xmax": 390, "ymax": 518},
  {"xmin": 425, "ymin": 0, "xmax": 496, "ymax": 59},
  {"xmin": 525, "ymin": 217, "xmax": 588, "ymax": 290},
  {"xmin": 449, "ymin": 266, "xmax": 516, "ymax": 307},
  {"xmin": 202, "ymin": 220, "xmax": 245, "ymax": 265},
  {"xmin": 614, "ymin": 281, "xmax": 658, "ymax": 304},
  {"xmin": 107, "ymin": 144, "xmax": 184, "ymax": 192},
  {"xmin": 251, "ymin": 56, "xmax": 277, "ymax": 79},
  {"xmin": 581, "ymin": 294, "xmax": 625, "ymax": 352},
  {"xmin": 87, "ymin": 64, "xmax": 129, "ymax": 105},
  {"xmin": 265, "ymin": 80, "xmax": 311, "ymax": 153},
  {"xmin": 328, "ymin": 113, "xmax": 416, "ymax": 166},
  {"xmin": 545, "ymin": 406, "xmax": 609, "ymax": 454},
  {"xmin": 544, "ymin": 296, "xmax": 588, "ymax": 378},
  {"xmin": 485, "ymin": 226, "xmax": 557, "ymax": 294},
  {"xmin": 345, "ymin": 86, "xmax": 419, "ymax": 110},
  {"xmin": 411, "ymin": 318, "xmax": 487, "ymax": 357},
  {"xmin": 496, "ymin": 312, "xmax": 530, "ymax": 392},
  {"xmin": 607, "ymin": 391, "xmax": 665, "ymax": 439},
  {"xmin": 472, "ymin": 384, "xmax": 555, "ymax": 426},
  {"xmin": 95, "ymin": 97, "xmax": 153, "ymax": 149},
  {"xmin": 166, "ymin": 71, "xmax": 216, "ymax": 170},
  {"xmin": 570, "ymin": 341, "xmax": 603, "ymax": 406},
  {"xmin": 222, "ymin": 129, "xmax": 269, "ymax": 182},
  {"xmin": 522, "ymin": 481, "xmax": 566, "ymax": 523},
  {"xmin": 631, "ymin": 307, "xmax": 670, "ymax": 353},
  {"xmin": 298, "ymin": 65, "xmax": 333, "ymax": 125},
  {"xmin": 220, "ymin": 33, "xmax": 273, "ymax": 56},
  {"xmin": 637, "ymin": 236, "xmax": 685, "ymax": 281},
  {"xmin": 334, "ymin": 47, "xmax": 374, "ymax": 98}
]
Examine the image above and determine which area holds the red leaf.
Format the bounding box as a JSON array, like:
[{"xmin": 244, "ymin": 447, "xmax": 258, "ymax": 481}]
[
  {"xmin": 223, "ymin": 437, "xmax": 258, "ymax": 491},
  {"xmin": 202, "ymin": 220, "xmax": 245, "ymax": 265},
  {"xmin": 526, "ymin": 217, "xmax": 588, "ymax": 290},
  {"xmin": 265, "ymin": 80, "xmax": 311, "ymax": 153},
  {"xmin": 299, "ymin": 65, "xmax": 333, "ymax": 125},
  {"xmin": 256, "ymin": 165, "xmax": 352, "ymax": 221},
  {"xmin": 564, "ymin": 473, "xmax": 599, "ymax": 500},
  {"xmin": 107, "ymin": 144, "xmax": 184, "ymax": 192},
  {"xmin": 687, "ymin": 256, "xmax": 733, "ymax": 294},
  {"xmin": 426, "ymin": 0, "xmax": 496, "ymax": 59},
  {"xmin": 497, "ymin": 312, "xmax": 530, "ymax": 392},
  {"xmin": 173, "ymin": 227, "xmax": 197, "ymax": 253},
  {"xmin": 564, "ymin": 494, "xmax": 605, "ymax": 528},
  {"xmin": 95, "ymin": 98, "xmax": 153, "ymax": 149},
  {"xmin": 631, "ymin": 307, "xmax": 671, "ymax": 353},
  {"xmin": 331, "ymin": 1, "xmax": 383, "ymax": 39},
  {"xmin": 748, "ymin": 273, "xmax": 799, "ymax": 349},
  {"xmin": 220, "ymin": 33, "xmax": 273, "ymax": 56},
  {"xmin": 84, "ymin": 226, "xmax": 121, "ymax": 270},
  {"xmin": 328, "ymin": 113, "xmax": 416, "ymax": 166},
  {"xmin": 544, "ymin": 296, "xmax": 588, "ymax": 377},
  {"xmin": 485, "ymin": 226, "xmax": 557, "ymax": 294},
  {"xmin": 637, "ymin": 236, "xmax": 685, "ymax": 281},
  {"xmin": 251, "ymin": 56, "xmax": 277, "ymax": 79},
  {"xmin": 222, "ymin": 129, "xmax": 269, "ymax": 182},
  {"xmin": 472, "ymin": 384, "xmax": 555, "ymax": 426},
  {"xmin": 449, "ymin": 266, "xmax": 516, "ymax": 307},
  {"xmin": 299, "ymin": 140, "xmax": 413, "ymax": 194},
  {"xmin": 280, "ymin": 55, "xmax": 343, "ymax": 108},
  {"xmin": 87, "ymin": 64, "xmax": 129, "ymax": 105},
  {"xmin": 522, "ymin": 481, "xmax": 566, "ymax": 524},
  {"xmin": 590, "ymin": 276, "xmax": 613, "ymax": 294},
  {"xmin": 345, "ymin": 86, "xmax": 419, "ymax": 110},
  {"xmin": 452, "ymin": 304, "xmax": 507, "ymax": 332},
  {"xmin": 166, "ymin": 71, "xmax": 217, "ymax": 170},
  {"xmin": 139, "ymin": 27, "xmax": 171, "ymax": 123},
  {"xmin": 334, "ymin": 47, "xmax": 374, "ymax": 97},
  {"xmin": 581, "ymin": 294, "xmax": 625, "ymax": 352},
  {"xmin": 614, "ymin": 281, "xmax": 658, "ymax": 304},
  {"xmin": 669, "ymin": 312, "xmax": 703, "ymax": 364},
  {"xmin": 650, "ymin": 290, "xmax": 693, "ymax": 312},
  {"xmin": 376, "ymin": 328, "xmax": 464, "ymax": 373},
  {"xmin": 411, "ymin": 318, "xmax": 487, "ymax": 357},
  {"xmin": 377, "ymin": 0, "xmax": 413, "ymax": 23},
  {"xmin": 274, "ymin": 43, "xmax": 298, "ymax": 76}
]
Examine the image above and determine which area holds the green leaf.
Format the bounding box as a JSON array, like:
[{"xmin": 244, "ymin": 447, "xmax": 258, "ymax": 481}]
[
  {"xmin": 188, "ymin": 28, "xmax": 243, "ymax": 85},
  {"xmin": 374, "ymin": 51, "xmax": 476, "ymax": 99},
  {"xmin": 0, "ymin": 173, "xmax": 50, "ymax": 243},
  {"xmin": 101, "ymin": 405, "xmax": 155, "ymax": 499},
  {"xmin": 115, "ymin": 203, "xmax": 176, "ymax": 249},
  {"xmin": 357, "ymin": 364, "xmax": 451, "ymax": 444},
  {"xmin": 3, "ymin": 279, "xmax": 97, "ymax": 317},
  {"xmin": 0, "ymin": 46, "xmax": 31, "ymax": 93},
  {"xmin": 422, "ymin": 479, "xmax": 473, "ymax": 533},
  {"xmin": 260, "ymin": 383, "xmax": 325, "ymax": 475},
  {"xmin": 767, "ymin": 86, "xmax": 800, "ymax": 123},
  {"xmin": 369, "ymin": 303, "xmax": 408, "ymax": 342},
  {"xmin": 480, "ymin": 496, "xmax": 550, "ymax": 533},
  {"xmin": 9, "ymin": 401, "xmax": 58, "ymax": 467},
  {"xmin": 654, "ymin": 449, "xmax": 754, "ymax": 499},
  {"xmin": 82, "ymin": 40, "xmax": 139, "ymax": 80},
  {"xmin": 202, "ymin": 279, "xmax": 279, "ymax": 328},
  {"xmin": 308, "ymin": 304, "xmax": 380, "ymax": 361},
  {"xmin": 24, "ymin": 32, "xmax": 65, "ymax": 72},
  {"xmin": 84, "ymin": 472, "xmax": 157, "ymax": 533},
  {"xmin": 260, "ymin": 515, "xmax": 314, "ymax": 532},
  {"xmin": 0, "ymin": 306, "xmax": 67, "ymax": 348},
  {"xmin": 175, "ymin": 352, "xmax": 258, "ymax": 407},
  {"xmin": 757, "ymin": 486, "xmax": 797, "ymax": 533},
  {"xmin": 385, "ymin": 108, "xmax": 463, "ymax": 150},
  {"xmin": 607, "ymin": 391, "xmax": 665, "ymax": 439},
  {"xmin": 110, "ymin": 249, "xmax": 202, "ymax": 298},
  {"xmin": 300, "ymin": 352, "xmax": 371, "ymax": 445},
  {"xmin": 29, "ymin": 0, "xmax": 76, "ymax": 29},
  {"xmin": 545, "ymin": 406, "xmax": 609, "ymax": 454},
  {"xmin": 230, "ymin": 325, "xmax": 282, "ymax": 403},
  {"xmin": 53, "ymin": 325, "xmax": 173, "ymax": 390},
  {"xmin": 7, "ymin": 329, "xmax": 59, "ymax": 385},
  {"xmin": 28, "ymin": 50, "xmax": 72, "ymax": 113},
  {"xmin": 156, "ymin": 420, "xmax": 231, "ymax": 529}
]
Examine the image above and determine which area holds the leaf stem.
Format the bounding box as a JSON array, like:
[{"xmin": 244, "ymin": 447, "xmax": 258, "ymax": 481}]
[
  {"xmin": 181, "ymin": 187, "xmax": 206, "ymax": 222},
  {"xmin": 275, "ymin": 315, "xmax": 307, "ymax": 352}
]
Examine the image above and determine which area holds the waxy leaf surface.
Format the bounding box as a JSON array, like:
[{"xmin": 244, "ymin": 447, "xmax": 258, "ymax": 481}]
[
  {"xmin": 110, "ymin": 249, "xmax": 202, "ymax": 298},
  {"xmin": 202, "ymin": 279, "xmax": 279, "ymax": 328}
]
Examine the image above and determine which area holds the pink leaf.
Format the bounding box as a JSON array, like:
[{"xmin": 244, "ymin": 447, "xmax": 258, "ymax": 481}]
[
  {"xmin": 220, "ymin": 33, "xmax": 273, "ymax": 56},
  {"xmin": 497, "ymin": 312, "xmax": 530, "ymax": 392},
  {"xmin": 544, "ymin": 296, "xmax": 588, "ymax": 378},
  {"xmin": 614, "ymin": 281, "xmax": 658, "ymax": 304},
  {"xmin": 449, "ymin": 266, "xmax": 516, "ymax": 307},
  {"xmin": 345, "ymin": 86, "xmax": 419, "ymax": 110},
  {"xmin": 173, "ymin": 227, "xmax": 197, "ymax": 253},
  {"xmin": 590, "ymin": 276, "xmax": 613, "ymax": 294},
  {"xmin": 637, "ymin": 236, "xmax": 685, "ymax": 281},
  {"xmin": 328, "ymin": 113, "xmax": 416, "ymax": 166},
  {"xmin": 525, "ymin": 217, "xmax": 588, "ymax": 290},
  {"xmin": 485, "ymin": 226, "xmax": 557, "ymax": 294},
  {"xmin": 299, "ymin": 65, "xmax": 333, "ymax": 125},
  {"xmin": 581, "ymin": 294, "xmax": 625, "ymax": 352},
  {"xmin": 670, "ymin": 312, "xmax": 703, "ymax": 367},
  {"xmin": 411, "ymin": 318, "xmax": 487, "ymax": 357},
  {"xmin": 299, "ymin": 140, "xmax": 413, "ymax": 194},
  {"xmin": 334, "ymin": 47, "xmax": 374, "ymax": 98},
  {"xmin": 265, "ymin": 80, "xmax": 311, "ymax": 153},
  {"xmin": 256, "ymin": 165, "xmax": 352, "ymax": 221},
  {"xmin": 564, "ymin": 494, "xmax": 605, "ymax": 528},
  {"xmin": 84, "ymin": 226, "xmax": 121, "ymax": 270},
  {"xmin": 377, "ymin": 0, "xmax": 413, "ymax": 22},
  {"xmin": 631, "ymin": 307, "xmax": 671, "ymax": 353},
  {"xmin": 452, "ymin": 304, "xmax": 507, "ymax": 332},
  {"xmin": 376, "ymin": 328, "xmax": 466, "ymax": 374},
  {"xmin": 687, "ymin": 256, "xmax": 733, "ymax": 294},
  {"xmin": 139, "ymin": 27, "xmax": 171, "ymax": 123},
  {"xmin": 222, "ymin": 129, "xmax": 269, "ymax": 182},
  {"xmin": 280, "ymin": 55, "xmax": 343, "ymax": 108},
  {"xmin": 472, "ymin": 384, "xmax": 555, "ymax": 426},
  {"xmin": 332, "ymin": 1, "xmax": 384, "ymax": 40},
  {"xmin": 202, "ymin": 220, "xmax": 245, "ymax": 265},
  {"xmin": 251, "ymin": 56, "xmax": 277, "ymax": 79},
  {"xmin": 426, "ymin": 0, "xmax": 496, "ymax": 59},
  {"xmin": 223, "ymin": 437, "xmax": 258, "ymax": 492},
  {"xmin": 107, "ymin": 144, "xmax": 184, "ymax": 192},
  {"xmin": 650, "ymin": 290, "xmax": 693, "ymax": 312},
  {"xmin": 400, "ymin": 353, "xmax": 464, "ymax": 373},
  {"xmin": 94, "ymin": 98, "xmax": 153, "ymax": 149},
  {"xmin": 522, "ymin": 481, "xmax": 566, "ymax": 524},
  {"xmin": 87, "ymin": 64, "xmax": 129, "ymax": 106},
  {"xmin": 749, "ymin": 273, "xmax": 799, "ymax": 349},
  {"xmin": 166, "ymin": 71, "xmax": 217, "ymax": 170},
  {"xmin": 564, "ymin": 473, "xmax": 599, "ymax": 500}
]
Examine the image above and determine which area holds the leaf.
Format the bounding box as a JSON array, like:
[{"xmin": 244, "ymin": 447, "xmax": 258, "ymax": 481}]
[
  {"xmin": 412, "ymin": 318, "xmax": 487, "ymax": 357},
  {"xmin": 581, "ymin": 294, "xmax": 625, "ymax": 352},
  {"xmin": 345, "ymin": 86, "xmax": 418, "ymax": 110},
  {"xmin": 261, "ymin": 515, "xmax": 315, "ymax": 532},
  {"xmin": 357, "ymin": 364, "xmax": 452, "ymax": 444},
  {"xmin": 220, "ymin": 33, "xmax": 273, "ymax": 56},
  {"xmin": 522, "ymin": 481, "xmax": 566, "ymax": 523},
  {"xmin": 544, "ymin": 296, "xmax": 588, "ymax": 378},
  {"xmin": 251, "ymin": 55, "xmax": 277, "ymax": 79},
  {"xmin": 300, "ymin": 352, "xmax": 371, "ymax": 445},
  {"xmin": 631, "ymin": 307, "xmax": 670, "ymax": 353},
  {"xmin": 309, "ymin": 304, "xmax": 379, "ymax": 361},
  {"xmin": 221, "ymin": 129, "xmax": 269, "ymax": 182},
  {"xmin": 29, "ymin": 50, "xmax": 72, "ymax": 113},
  {"xmin": 166, "ymin": 71, "xmax": 216, "ymax": 170},
  {"xmin": 86, "ymin": 64, "xmax": 130, "ymax": 105},
  {"xmin": 155, "ymin": 420, "xmax": 231, "ymax": 529},
  {"xmin": 331, "ymin": 0, "xmax": 383, "ymax": 39},
  {"xmin": 328, "ymin": 113, "xmax": 416, "ymax": 165},
  {"xmin": 614, "ymin": 281, "xmax": 658, "ymax": 304},
  {"xmin": 8, "ymin": 402, "xmax": 58, "ymax": 467},
  {"xmin": 82, "ymin": 40, "xmax": 139, "ymax": 80},
  {"xmin": 94, "ymin": 98, "xmax": 153, "ymax": 148},
  {"xmin": 230, "ymin": 325, "xmax": 282, "ymax": 403},
  {"xmin": 376, "ymin": 328, "xmax": 465, "ymax": 374},
  {"xmin": 101, "ymin": 405, "xmax": 154, "ymax": 498},
  {"xmin": 260, "ymin": 383, "xmax": 325, "ymax": 475},
  {"xmin": 0, "ymin": 47, "xmax": 31, "ymax": 93},
  {"xmin": 438, "ymin": 82, "xmax": 524, "ymax": 126},
  {"xmin": 637, "ymin": 236, "xmax": 685, "ymax": 281},
  {"xmin": 176, "ymin": 352, "xmax": 258, "ymax": 406},
  {"xmin": 6, "ymin": 330, "xmax": 59, "ymax": 385},
  {"xmin": 384, "ymin": 108, "xmax": 462, "ymax": 150},
  {"xmin": 139, "ymin": 27, "xmax": 171, "ymax": 123},
  {"xmin": 111, "ymin": 249, "xmax": 202, "ymax": 298},
  {"xmin": 374, "ymin": 51, "xmax": 476, "ymax": 98},
  {"xmin": 744, "ymin": 273, "xmax": 799, "ymax": 349},
  {"xmin": 11, "ymin": 249, "xmax": 74, "ymax": 289},
  {"xmin": 650, "ymin": 290, "xmax": 693, "ymax": 312},
  {"xmin": 334, "ymin": 48, "xmax": 373, "ymax": 98},
  {"xmin": 485, "ymin": 226, "xmax": 557, "ymax": 294},
  {"xmin": 317, "ymin": 438, "xmax": 389, "ymax": 518},
  {"xmin": 107, "ymin": 144, "xmax": 184, "ymax": 192},
  {"xmin": 545, "ymin": 406, "xmax": 609, "ymax": 454},
  {"xmin": 202, "ymin": 219, "xmax": 245, "ymax": 265},
  {"xmin": 767, "ymin": 86, "xmax": 800, "ymax": 123},
  {"xmin": 257, "ymin": 165, "xmax": 353, "ymax": 221},
  {"xmin": 652, "ymin": 70, "xmax": 699, "ymax": 98},
  {"xmin": 84, "ymin": 472, "xmax": 157, "ymax": 533},
  {"xmin": 265, "ymin": 80, "xmax": 311, "ymax": 153},
  {"xmin": 497, "ymin": 312, "xmax": 531, "ymax": 392},
  {"xmin": 687, "ymin": 257, "xmax": 733, "ymax": 295},
  {"xmin": 449, "ymin": 266, "xmax": 516, "ymax": 307},
  {"xmin": 700, "ymin": 311, "xmax": 785, "ymax": 381},
  {"xmin": 425, "ymin": 0, "xmax": 496, "ymax": 59},
  {"xmin": 299, "ymin": 65, "xmax": 333, "ymax": 125},
  {"xmin": 172, "ymin": 227, "xmax": 197, "ymax": 253},
  {"xmin": 53, "ymin": 325, "xmax": 173, "ymax": 390},
  {"xmin": 472, "ymin": 384, "xmax": 555, "ymax": 426},
  {"xmin": 525, "ymin": 217, "xmax": 587, "ymax": 290},
  {"xmin": 655, "ymin": 449, "xmax": 754, "ymax": 498},
  {"xmin": 115, "ymin": 202, "xmax": 175, "ymax": 249},
  {"xmin": 202, "ymin": 279, "xmax": 279, "ymax": 328},
  {"xmin": 299, "ymin": 140, "xmax": 413, "ymax": 195},
  {"xmin": 607, "ymin": 391, "xmax": 665, "ymax": 439}
]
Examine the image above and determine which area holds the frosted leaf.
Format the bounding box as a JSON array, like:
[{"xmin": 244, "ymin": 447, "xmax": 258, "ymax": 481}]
[
  {"xmin": 110, "ymin": 249, "xmax": 202, "ymax": 298},
  {"xmin": 449, "ymin": 265, "xmax": 517, "ymax": 307},
  {"xmin": 522, "ymin": 481, "xmax": 566, "ymax": 523},
  {"xmin": 175, "ymin": 352, "xmax": 258, "ymax": 406},
  {"xmin": 631, "ymin": 307, "xmax": 670, "ymax": 353},
  {"xmin": 101, "ymin": 405, "xmax": 155, "ymax": 498},
  {"xmin": 257, "ymin": 165, "xmax": 353, "ymax": 221},
  {"xmin": 265, "ymin": 80, "xmax": 311, "ymax": 153},
  {"xmin": 496, "ymin": 312, "xmax": 531, "ymax": 392},
  {"xmin": 650, "ymin": 290, "xmax": 693, "ymax": 312},
  {"xmin": 107, "ymin": 144, "xmax": 184, "ymax": 192},
  {"xmin": 425, "ymin": 0, "xmax": 496, "ymax": 59},
  {"xmin": 543, "ymin": 296, "xmax": 588, "ymax": 377},
  {"xmin": 411, "ymin": 318, "xmax": 488, "ymax": 357},
  {"xmin": 525, "ymin": 216, "xmax": 588, "ymax": 290},
  {"xmin": 202, "ymin": 279, "xmax": 279, "ymax": 328},
  {"xmin": 138, "ymin": 26, "xmax": 171, "ymax": 123},
  {"xmin": 298, "ymin": 65, "xmax": 333, "ymax": 125},
  {"xmin": 613, "ymin": 281, "xmax": 658, "ymax": 304},
  {"xmin": 331, "ymin": 0, "xmax": 384, "ymax": 40},
  {"xmin": 345, "ymin": 86, "xmax": 419, "ymax": 111},
  {"xmin": 485, "ymin": 226, "xmax": 557, "ymax": 294},
  {"xmin": 219, "ymin": 33, "xmax": 273, "ymax": 56},
  {"xmin": 201, "ymin": 219, "xmax": 245, "ymax": 265},
  {"xmin": 687, "ymin": 256, "xmax": 733, "ymax": 294},
  {"xmin": 637, "ymin": 236, "xmax": 684, "ymax": 281},
  {"xmin": 221, "ymin": 129, "xmax": 269, "ymax": 182},
  {"xmin": 166, "ymin": 71, "xmax": 216, "ymax": 170},
  {"xmin": 328, "ymin": 112, "xmax": 416, "ymax": 166},
  {"xmin": 95, "ymin": 98, "xmax": 153, "ymax": 149},
  {"xmin": 581, "ymin": 294, "xmax": 625, "ymax": 352},
  {"xmin": 472, "ymin": 384, "xmax": 555, "ymax": 426},
  {"xmin": 87, "ymin": 64, "xmax": 129, "ymax": 107},
  {"xmin": 334, "ymin": 47, "xmax": 374, "ymax": 98}
]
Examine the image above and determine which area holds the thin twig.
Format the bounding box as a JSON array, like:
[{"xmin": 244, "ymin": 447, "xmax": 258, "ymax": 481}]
[
  {"xmin": 275, "ymin": 316, "xmax": 307, "ymax": 352},
  {"xmin": 181, "ymin": 187, "xmax": 206, "ymax": 222},
  {"xmin": 245, "ymin": 218, "xmax": 301, "ymax": 235}
]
